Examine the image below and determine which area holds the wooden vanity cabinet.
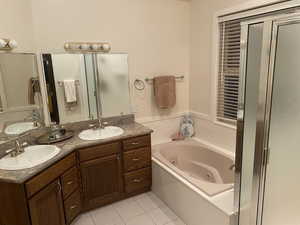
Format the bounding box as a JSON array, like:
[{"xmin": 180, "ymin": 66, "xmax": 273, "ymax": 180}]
[
  {"xmin": 122, "ymin": 135, "xmax": 152, "ymax": 196},
  {"xmin": 78, "ymin": 134, "xmax": 152, "ymax": 211},
  {"xmin": 28, "ymin": 179, "xmax": 65, "ymax": 225},
  {"xmin": 79, "ymin": 142, "xmax": 123, "ymax": 211},
  {"xmin": 25, "ymin": 153, "xmax": 81, "ymax": 225},
  {"xmin": 0, "ymin": 133, "xmax": 152, "ymax": 225}
]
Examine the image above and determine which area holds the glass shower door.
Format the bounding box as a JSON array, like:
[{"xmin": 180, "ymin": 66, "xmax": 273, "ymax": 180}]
[
  {"xmin": 236, "ymin": 22, "xmax": 265, "ymax": 225},
  {"xmin": 261, "ymin": 17, "xmax": 300, "ymax": 225},
  {"xmin": 237, "ymin": 14, "xmax": 300, "ymax": 225}
]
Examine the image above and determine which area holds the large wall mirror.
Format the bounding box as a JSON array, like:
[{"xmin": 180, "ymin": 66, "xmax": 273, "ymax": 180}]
[
  {"xmin": 0, "ymin": 53, "xmax": 43, "ymax": 139},
  {"xmin": 42, "ymin": 53, "xmax": 132, "ymax": 124}
]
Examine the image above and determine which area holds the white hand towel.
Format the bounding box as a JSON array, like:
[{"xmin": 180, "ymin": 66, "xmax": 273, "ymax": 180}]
[{"xmin": 63, "ymin": 80, "xmax": 77, "ymax": 103}]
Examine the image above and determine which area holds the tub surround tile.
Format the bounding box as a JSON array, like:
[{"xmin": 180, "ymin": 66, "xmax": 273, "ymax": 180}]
[{"xmin": 0, "ymin": 122, "xmax": 152, "ymax": 183}]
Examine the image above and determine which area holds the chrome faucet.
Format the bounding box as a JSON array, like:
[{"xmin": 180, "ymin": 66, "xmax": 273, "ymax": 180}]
[
  {"xmin": 89, "ymin": 119, "xmax": 108, "ymax": 130},
  {"xmin": 25, "ymin": 110, "xmax": 44, "ymax": 127},
  {"xmin": 5, "ymin": 139, "xmax": 28, "ymax": 157}
]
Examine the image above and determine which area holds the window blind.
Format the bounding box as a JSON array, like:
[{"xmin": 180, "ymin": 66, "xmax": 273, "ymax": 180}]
[{"xmin": 217, "ymin": 19, "xmax": 241, "ymax": 125}]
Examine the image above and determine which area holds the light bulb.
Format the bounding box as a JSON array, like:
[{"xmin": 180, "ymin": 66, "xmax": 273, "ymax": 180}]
[
  {"xmin": 8, "ymin": 40, "xmax": 17, "ymax": 49},
  {"xmin": 80, "ymin": 43, "xmax": 89, "ymax": 50},
  {"xmin": 91, "ymin": 44, "xmax": 100, "ymax": 51},
  {"xmin": 0, "ymin": 39, "xmax": 7, "ymax": 48},
  {"xmin": 102, "ymin": 43, "xmax": 111, "ymax": 52},
  {"xmin": 64, "ymin": 43, "xmax": 70, "ymax": 49}
]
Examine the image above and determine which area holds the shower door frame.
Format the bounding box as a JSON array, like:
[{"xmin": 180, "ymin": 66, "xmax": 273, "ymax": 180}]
[{"xmin": 234, "ymin": 11, "xmax": 300, "ymax": 225}]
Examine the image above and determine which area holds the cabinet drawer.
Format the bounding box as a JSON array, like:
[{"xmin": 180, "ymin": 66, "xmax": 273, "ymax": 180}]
[
  {"xmin": 61, "ymin": 167, "xmax": 79, "ymax": 199},
  {"xmin": 123, "ymin": 147, "xmax": 151, "ymax": 172},
  {"xmin": 123, "ymin": 135, "xmax": 151, "ymax": 151},
  {"xmin": 26, "ymin": 153, "xmax": 76, "ymax": 198},
  {"xmin": 78, "ymin": 142, "xmax": 121, "ymax": 162},
  {"xmin": 124, "ymin": 167, "xmax": 151, "ymax": 193},
  {"xmin": 64, "ymin": 189, "xmax": 81, "ymax": 224}
]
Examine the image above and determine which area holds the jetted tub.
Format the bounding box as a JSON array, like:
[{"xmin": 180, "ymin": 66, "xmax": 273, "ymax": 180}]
[{"xmin": 152, "ymin": 139, "xmax": 235, "ymax": 225}]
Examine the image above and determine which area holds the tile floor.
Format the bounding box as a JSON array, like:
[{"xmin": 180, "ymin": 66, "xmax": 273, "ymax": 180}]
[{"xmin": 72, "ymin": 192, "xmax": 186, "ymax": 225}]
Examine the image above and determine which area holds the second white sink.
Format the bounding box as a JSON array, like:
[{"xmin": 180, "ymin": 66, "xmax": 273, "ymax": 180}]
[
  {"xmin": 4, "ymin": 122, "xmax": 37, "ymax": 135},
  {"xmin": 78, "ymin": 126, "xmax": 124, "ymax": 141},
  {"xmin": 0, "ymin": 145, "xmax": 61, "ymax": 170}
]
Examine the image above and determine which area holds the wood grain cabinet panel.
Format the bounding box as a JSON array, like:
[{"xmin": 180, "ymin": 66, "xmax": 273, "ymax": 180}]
[
  {"xmin": 78, "ymin": 142, "xmax": 121, "ymax": 162},
  {"xmin": 123, "ymin": 147, "xmax": 151, "ymax": 172},
  {"xmin": 124, "ymin": 167, "xmax": 152, "ymax": 194},
  {"xmin": 80, "ymin": 154, "xmax": 123, "ymax": 210},
  {"xmin": 26, "ymin": 153, "xmax": 76, "ymax": 198},
  {"xmin": 123, "ymin": 135, "xmax": 151, "ymax": 151},
  {"xmin": 29, "ymin": 179, "xmax": 65, "ymax": 225},
  {"xmin": 61, "ymin": 167, "xmax": 79, "ymax": 199},
  {"xmin": 64, "ymin": 190, "xmax": 81, "ymax": 224}
]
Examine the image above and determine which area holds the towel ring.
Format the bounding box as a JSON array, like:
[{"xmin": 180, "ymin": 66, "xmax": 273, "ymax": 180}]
[{"xmin": 134, "ymin": 79, "xmax": 145, "ymax": 91}]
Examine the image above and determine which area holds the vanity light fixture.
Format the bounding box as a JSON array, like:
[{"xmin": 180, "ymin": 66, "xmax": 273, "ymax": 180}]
[
  {"xmin": 0, "ymin": 38, "xmax": 17, "ymax": 50},
  {"xmin": 64, "ymin": 42, "xmax": 111, "ymax": 53}
]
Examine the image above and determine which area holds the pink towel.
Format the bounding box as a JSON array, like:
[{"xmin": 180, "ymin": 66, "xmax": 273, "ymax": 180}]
[{"xmin": 153, "ymin": 76, "xmax": 176, "ymax": 109}]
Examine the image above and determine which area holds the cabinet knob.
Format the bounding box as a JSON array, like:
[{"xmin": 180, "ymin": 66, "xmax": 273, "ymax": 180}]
[
  {"xmin": 131, "ymin": 142, "xmax": 139, "ymax": 145},
  {"xmin": 67, "ymin": 181, "xmax": 73, "ymax": 185},
  {"xmin": 132, "ymin": 158, "xmax": 140, "ymax": 161},
  {"xmin": 70, "ymin": 205, "xmax": 78, "ymax": 210},
  {"xmin": 133, "ymin": 179, "xmax": 141, "ymax": 183}
]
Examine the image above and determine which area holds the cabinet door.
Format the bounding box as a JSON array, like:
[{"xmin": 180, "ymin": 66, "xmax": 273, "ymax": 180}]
[
  {"xmin": 29, "ymin": 179, "xmax": 65, "ymax": 225},
  {"xmin": 80, "ymin": 154, "xmax": 123, "ymax": 210}
]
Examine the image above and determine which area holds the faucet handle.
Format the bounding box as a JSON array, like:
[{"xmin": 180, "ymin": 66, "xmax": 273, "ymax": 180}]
[
  {"xmin": 89, "ymin": 123, "xmax": 98, "ymax": 129},
  {"xmin": 21, "ymin": 141, "xmax": 29, "ymax": 147}
]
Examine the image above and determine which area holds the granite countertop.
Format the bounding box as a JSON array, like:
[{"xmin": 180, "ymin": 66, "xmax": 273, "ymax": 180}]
[{"xmin": 0, "ymin": 122, "xmax": 152, "ymax": 184}]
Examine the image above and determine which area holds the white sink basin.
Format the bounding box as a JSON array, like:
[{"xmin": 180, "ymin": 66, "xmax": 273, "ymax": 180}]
[
  {"xmin": 4, "ymin": 122, "xmax": 37, "ymax": 135},
  {"xmin": 0, "ymin": 145, "xmax": 60, "ymax": 170},
  {"xmin": 78, "ymin": 126, "xmax": 124, "ymax": 141}
]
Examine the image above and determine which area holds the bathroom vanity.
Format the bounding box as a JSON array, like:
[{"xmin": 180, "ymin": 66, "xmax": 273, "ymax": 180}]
[
  {"xmin": 0, "ymin": 49, "xmax": 152, "ymax": 225},
  {"xmin": 0, "ymin": 126, "xmax": 152, "ymax": 225}
]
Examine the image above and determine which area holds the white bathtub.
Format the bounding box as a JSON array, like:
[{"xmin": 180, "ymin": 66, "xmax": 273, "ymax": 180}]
[{"xmin": 152, "ymin": 139, "xmax": 235, "ymax": 225}]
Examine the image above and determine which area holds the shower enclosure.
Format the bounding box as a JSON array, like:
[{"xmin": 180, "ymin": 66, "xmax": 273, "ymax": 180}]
[{"xmin": 235, "ymin": 12, "xmax": 300, "ymax": 225}]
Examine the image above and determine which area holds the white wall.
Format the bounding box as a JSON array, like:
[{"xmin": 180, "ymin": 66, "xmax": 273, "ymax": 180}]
[
  {"xmin": 0, "ymin": 0, "xmax": 36, "ymax": 52},
  {"xmin": 30, "ymin": 0, "xmax": 190, "ymax": 122}
]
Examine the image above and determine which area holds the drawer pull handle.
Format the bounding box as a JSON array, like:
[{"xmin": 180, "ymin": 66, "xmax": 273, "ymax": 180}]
[
  {"xmin": 57, "ymin": 181, "xmax": 62, "ymax": 193},
  {"xmin": 133, "ymin": 179, "xmax": 142, "ymax": 183},
  {"xmin": 132, "ymin": 158, "xmax": 140, "ymax": 161},
  {"xmin": 70, "ymin": 205, "xmax": 78, "ymax": 210},
  {"xmin": 131, "ymin": 142, "xmax": 139, "ymax": 145},
  {"xmin": 67, "ymin": 181, "xmax": 73, "ymax": 185}
]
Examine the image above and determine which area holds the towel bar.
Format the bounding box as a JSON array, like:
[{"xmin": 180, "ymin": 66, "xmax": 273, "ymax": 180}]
[
  {"xmin": 57, "ymin": 80, "xmax": 80, "ymax": 86},
  {"xmin": 145, "ymin": 75, "xmax": 184, "ymax": 83}
]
